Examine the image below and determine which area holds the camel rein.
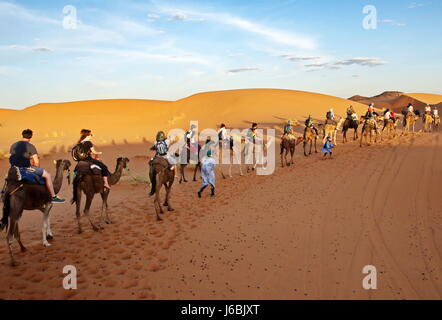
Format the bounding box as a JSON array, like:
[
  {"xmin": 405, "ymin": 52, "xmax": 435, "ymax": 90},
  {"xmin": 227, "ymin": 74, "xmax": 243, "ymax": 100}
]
[{"xmin": 9, "ymin": 184, "xmax": 24, "ymax": 196}]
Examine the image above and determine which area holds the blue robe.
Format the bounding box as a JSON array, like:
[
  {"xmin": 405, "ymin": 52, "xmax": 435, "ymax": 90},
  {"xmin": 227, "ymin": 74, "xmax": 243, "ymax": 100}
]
[
  {"xmin": 322, "ymin": 141, "xmax": 334, "ymax": 153},
  {"xmin": 201, "ymin": 156, "xmax": 216, "ymax": 188}
]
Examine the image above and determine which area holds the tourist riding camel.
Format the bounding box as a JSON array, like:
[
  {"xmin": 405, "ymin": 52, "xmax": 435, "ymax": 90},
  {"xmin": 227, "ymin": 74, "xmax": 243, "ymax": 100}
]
[
  {"xmin": 325, "ymin": 108, "xmax": 336, "ymax": 125},
  {"xmin": 150, "ymin": 131, "xmax": 177, "ymax": 172},
  {"xmin": 346, "ymin": 106, "xmax": 355, "ymax": 120},
  {"xmin": 149, "ymin": 131, "xmax": 176, "ymax": 220},
  {"xmin": 72, "ymin": 129, "xmax": 111, "ymax": 190},
  {"xmin": 382, "ymin": 109, "xmax": 392, "ymax": 131},
  {"xmin": 7, "ymin": 129, "xmax": 65, "ymax": 203},
  {"xmin": 218, "ymin": 123, "xmax": 230, "ymax": 149}
]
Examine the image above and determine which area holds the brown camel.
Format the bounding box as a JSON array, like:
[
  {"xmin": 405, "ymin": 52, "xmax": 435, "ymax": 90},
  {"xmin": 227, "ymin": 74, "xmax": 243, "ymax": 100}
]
[
  {"xmin": 342, "ymin": 118, "xmax": 359, "ymax": 143},
  {"xmin": 72, "ymin": 157, "xmax": 130, "ymax": 234},
  {"xmin": 1, "ymin": 159, "xmax": 71, "ymax": 266},
  {"xmin": 177, "ymin": 143, "xmax": 201, "ymax": 183},
  {"xmin": 360, "ymin": 118, "xmax": 379, "ymax": 147},
  {"xmin": 149, "ymin": 157, "xmax": 175, "ymax": 221},
  {"xmin": 403, "ymin": 112, "xmax": 418, "ymax": 135},
  {"xmin": 423, "ymin": 114, "xmax": 433, "ymax": 132},
  {"xmin": 280, "ymin": 134, "xmax": 303, "ymax": 167},
  {"xmin": 433, "ymin": 115, "xmax": 440, "ymax": 131},
  {"xmin": 303, "ymin": 127, "xmax": 318, "ymax": 157},
  {"xmin": 381, "ymin": 118, "xmax": 399, "ymax": 140}
]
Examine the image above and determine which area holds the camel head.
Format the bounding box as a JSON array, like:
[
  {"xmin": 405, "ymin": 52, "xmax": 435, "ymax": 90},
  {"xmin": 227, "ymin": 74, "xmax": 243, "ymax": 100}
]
[
  {"xmin": 53, "ymin": 159, "xmax": 71, "ymax": 172},
  {"xmin": 117, "ymin": 157, "xmax": 130, "ymax": 170}
]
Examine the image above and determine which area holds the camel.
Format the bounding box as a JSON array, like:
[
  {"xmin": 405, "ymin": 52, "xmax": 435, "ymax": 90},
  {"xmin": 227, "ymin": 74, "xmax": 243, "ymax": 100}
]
[
  {"xmin": 177, "ymin": 143, "xmax": 201, "ymax": 183},
  {"xmin": 149, "ymin": 157, "xmax": 174, "ymax": 221},
  {"xmin": 433, "ymin": 115, "xmax": 440, "ymax": 131},
  {"xmin": 381, "ymin": 118, "xmax": 399, "ymax": 140},
  {"xmin": 403, "ymin": 112, "xmax": 418, "ymax": 135},
  {"xmin": 72, "ymin": 157, "xmax": 130, "ymax": 234},
  {"xmin": 360, "ymin": 118, "xmax": 380, "ymax": 147},
  {"xmin": 319, "ymin": 118, "xmax": 342, "ymax": 146},
  {"xmin": 341, "ymin": 117, "xmax": 359, "ymax": 143},
  {"xmin": 1, "ymin": 159, "xmax": 71, "ymax": 266},
  {"xmin": 218, "ymin": 136, "xmax": 245, "ymax": 178},
  {"xmin": 280, "ymin": 134, "xmax": 303, "ymax": 167},
  {"xmin": 303, "ymin": 127, "xmax": 318, "ymax": 156},
  {"xmin": 423, "ymin": 114, "xmax": 433, "ymax": 133}
]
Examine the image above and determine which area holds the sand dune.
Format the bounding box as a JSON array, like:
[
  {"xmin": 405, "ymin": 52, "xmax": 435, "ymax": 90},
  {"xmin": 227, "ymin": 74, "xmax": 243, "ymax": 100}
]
[
  {"xmin": 0, "ymin": 89, "xmax": 368, "ymax": 154},
  {"xmin": 349, "ymin": 91, "xmax": 442, "ymax": 113}
]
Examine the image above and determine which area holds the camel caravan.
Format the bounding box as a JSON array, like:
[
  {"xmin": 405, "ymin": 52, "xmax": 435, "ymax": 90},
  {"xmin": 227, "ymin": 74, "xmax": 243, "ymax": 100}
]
[{"xmin": 0, "ymin": 103, "xmax": 440, "ymax": 266}]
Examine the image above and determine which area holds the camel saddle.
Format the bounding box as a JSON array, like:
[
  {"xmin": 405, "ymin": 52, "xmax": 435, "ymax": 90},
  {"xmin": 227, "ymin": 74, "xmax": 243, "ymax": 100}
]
[
  {"xmin": 75, "ymin": 161, "xmax": 102, "ymax": 176},
  {"xmin": 149, "ymin": 156, "xmax": 170, "ymax": 169}
]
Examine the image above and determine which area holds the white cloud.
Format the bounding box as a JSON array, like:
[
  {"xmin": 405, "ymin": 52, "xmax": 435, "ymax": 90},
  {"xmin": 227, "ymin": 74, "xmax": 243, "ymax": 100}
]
[
  {"xmin": 280, "ymin": 54, "xmax": 323, "ymax": 61},
  {"xmin": 227, "ymin": 67, "xmax": 261, "ymax": 74},
  {"xmin": 334, "ymin": 57, "xmax": 387, "ymax": 67},
  {"xmin": 159, "ymin": 7, "xmax": 316, "ymax": 49}
]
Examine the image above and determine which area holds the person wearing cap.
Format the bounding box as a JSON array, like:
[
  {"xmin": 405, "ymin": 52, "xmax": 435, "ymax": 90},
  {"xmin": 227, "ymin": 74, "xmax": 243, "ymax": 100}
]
[
  {"xmin": 322, "ymin": 135, "xmax": 334, "ymax": 159},
  {"xmin": 198, "ymin": 149, "xmax": 216, "ymax": 198},
  {"xmin": 151, "ymin": 131, "xmax": 176, "ymax": 171}
]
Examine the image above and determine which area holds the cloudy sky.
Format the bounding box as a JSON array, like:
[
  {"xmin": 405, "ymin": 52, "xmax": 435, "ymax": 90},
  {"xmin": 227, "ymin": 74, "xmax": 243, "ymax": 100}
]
[{"xmin": 0, "ymin": 0, "xmax": 441, "ymax": 109}]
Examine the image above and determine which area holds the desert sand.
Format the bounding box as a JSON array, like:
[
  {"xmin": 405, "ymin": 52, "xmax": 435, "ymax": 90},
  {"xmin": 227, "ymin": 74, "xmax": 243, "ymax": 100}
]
[{"xmin": 0, "ymin": 89, "xmax": 441, "ymax": 300}]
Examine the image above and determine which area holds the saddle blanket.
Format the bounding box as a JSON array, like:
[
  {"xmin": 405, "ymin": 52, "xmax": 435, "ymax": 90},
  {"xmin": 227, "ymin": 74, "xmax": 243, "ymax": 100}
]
[
  {"xmin": 16, "ymin": 167, "xmax": 45, "ymax": 185},
  {"xmin": 75, "ymin": 161, "xmax": 102, "ymax": 175}
]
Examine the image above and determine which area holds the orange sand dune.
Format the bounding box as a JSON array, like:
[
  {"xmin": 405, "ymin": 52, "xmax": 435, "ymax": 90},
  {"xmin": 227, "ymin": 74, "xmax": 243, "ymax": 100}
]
[
  {"xmin": 0, "ymin": 89, "xmax": 368, "ymax": 154},
  {"xmin": 405, "ymin": 93, "xmax": 442, "ymax": 105}
]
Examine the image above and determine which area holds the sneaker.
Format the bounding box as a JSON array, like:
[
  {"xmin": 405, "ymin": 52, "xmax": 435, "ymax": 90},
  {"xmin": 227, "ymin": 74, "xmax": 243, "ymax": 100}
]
[
  {"xmin": 51, "ymin": 196, "xmax": 66, "ymax": 203},
  {"xmin": 198, "ymin": 191, "xmax": 202, "ymax": 198}
]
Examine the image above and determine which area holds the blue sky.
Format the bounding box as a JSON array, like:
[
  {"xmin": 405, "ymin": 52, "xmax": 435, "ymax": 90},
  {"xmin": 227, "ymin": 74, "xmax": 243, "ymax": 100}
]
[{"xmin": 0, "ymin": 0, "xmax": 441, "ymax": 109}]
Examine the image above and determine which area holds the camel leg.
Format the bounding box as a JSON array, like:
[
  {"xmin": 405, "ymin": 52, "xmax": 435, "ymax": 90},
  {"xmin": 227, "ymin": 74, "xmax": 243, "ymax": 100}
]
[
  {"xmin": 314, "ymin": 138, "xmax": 318, "ymax": 153},
  {"xmin": 154, "ymin": 175, "xmax": 163, "ymax": 221},
  {"xmin": 193, "ymin": 163, "xmax": 200, "ymax": 182},
  {"xmin": 42, "ymin": 205, "xmax": 51, "ymax": 247},
  {"xmin": 101, "ymin": 189, "xmax": 111, "ymax": 224},
  {"xmin": 7, "ymin": 216, "xmax": 19, "ymax": 267},
  {"xmin": 84, "ymin": 195, "xmax": 99, "ymax": 232},
  {"xmin": 166, "ymin": 183, "xmax": 174, "ymax": 212},
  {"xmin": 14, "ymin": 224, "xmax": 27, "ymax": 253},
  {"xmin": 75, "ymin": 190, "xmax": 83, "ymax": 234}
]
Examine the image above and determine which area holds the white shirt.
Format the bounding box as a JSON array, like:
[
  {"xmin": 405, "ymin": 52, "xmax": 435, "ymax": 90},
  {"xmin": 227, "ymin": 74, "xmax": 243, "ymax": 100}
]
[
  {"xmin": 434, "ymin": 109, "xmax": 439, "ymax": 116},
  {"xmin": 408, "ymin": 106, "xmax": 414, "ymax": 112},
  {"xmin": 218, "ymin": 127, "xmax": 228, "ymax": 141},
  {"xmin": 384, "ymin": 112, "xmax": 391, "ymax": 120}
]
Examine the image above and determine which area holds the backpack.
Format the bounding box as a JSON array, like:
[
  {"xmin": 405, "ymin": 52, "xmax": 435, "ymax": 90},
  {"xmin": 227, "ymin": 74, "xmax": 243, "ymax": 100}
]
[{"xmin": 71, "ymin": 144, "xmax": 88, "ymax": 162}]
